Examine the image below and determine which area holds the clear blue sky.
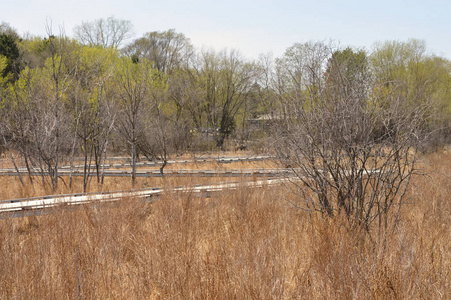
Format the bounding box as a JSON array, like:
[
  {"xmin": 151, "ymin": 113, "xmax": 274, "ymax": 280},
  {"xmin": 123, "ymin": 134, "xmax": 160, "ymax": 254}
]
[{"xmin": 1, "ymin": 0, "xmax": 451, "ymax": 60}]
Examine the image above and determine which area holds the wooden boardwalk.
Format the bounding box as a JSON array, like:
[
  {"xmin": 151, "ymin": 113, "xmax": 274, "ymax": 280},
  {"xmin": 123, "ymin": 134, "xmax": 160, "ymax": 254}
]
[{"xmin": 0, "ymin": 177, "xmax": 294, "ymax": 218}]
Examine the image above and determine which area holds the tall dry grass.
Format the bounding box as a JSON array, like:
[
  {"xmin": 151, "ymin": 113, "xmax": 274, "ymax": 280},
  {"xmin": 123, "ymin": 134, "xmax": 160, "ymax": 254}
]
[
  {"xmin": 0, "ymin": 172, "xmax": 244, "ymax": 201},
  {"xmin": 0, "ymin": 153, "xmax": 449, "ymax": 299}
]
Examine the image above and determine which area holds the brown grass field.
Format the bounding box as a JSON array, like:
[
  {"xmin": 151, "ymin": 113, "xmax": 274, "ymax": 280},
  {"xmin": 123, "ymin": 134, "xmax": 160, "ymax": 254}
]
[{"xmin": 0, "ymin": 152, "xmax": 449, "ymax": 299}]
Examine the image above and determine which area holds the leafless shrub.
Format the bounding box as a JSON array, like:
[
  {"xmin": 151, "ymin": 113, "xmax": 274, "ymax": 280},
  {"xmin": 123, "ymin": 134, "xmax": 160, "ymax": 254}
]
[{"xmin": 272, "ymin": 43, "xmax": 428, "ymax": 233}]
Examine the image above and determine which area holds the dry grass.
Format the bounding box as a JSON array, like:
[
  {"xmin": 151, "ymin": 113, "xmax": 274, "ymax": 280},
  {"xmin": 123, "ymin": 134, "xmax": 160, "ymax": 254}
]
[
  {"xmin": 0, "ymin": 172, "xmax": 248, "ymax": 200},
  {"xmin": 0, "ymin": 152, "xmax": 449, "ymax": 299}
]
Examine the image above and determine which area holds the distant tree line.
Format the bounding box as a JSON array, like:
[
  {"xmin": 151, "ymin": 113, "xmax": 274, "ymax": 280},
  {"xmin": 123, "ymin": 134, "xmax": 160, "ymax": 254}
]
[{"xmin": 0, "ymin": 18, "xmax": 450, "ymax": 196}]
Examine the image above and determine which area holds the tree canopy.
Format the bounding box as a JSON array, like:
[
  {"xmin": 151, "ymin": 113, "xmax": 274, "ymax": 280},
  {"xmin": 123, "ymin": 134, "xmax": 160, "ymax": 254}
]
[{"xmin": 0, "ymin": 20, "xmax": 450, "ymax": 191}]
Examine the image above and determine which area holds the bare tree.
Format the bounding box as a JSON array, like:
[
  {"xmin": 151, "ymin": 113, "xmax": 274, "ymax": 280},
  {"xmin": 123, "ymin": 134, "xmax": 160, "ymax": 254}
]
[
  {"xmin": 74, "ymin": 16, "xmax": 134, "ymax": 48},
  {"xmin": 114, "ymin": 57, "xmax": 162, "ymax": 186},
  {"xmin": 0, "ymin": 76, "xmax": 25, "ymax": 185},
  {"xmin": 6, "ymin": 23, "xmax": 77, "ymax": 192},
  {"xmin": 272, "ymin": 42, "xmax": 427, "ymax": 234},
  {"xmin": 160, "ymin": 69, "xmax": 198, "ymax": 153},
  {"xmin": 5, "ymin": 54, "xmax": 73, "ymax": 192},
  {"xmin": 142, "ymin": 87, "xmax": 172, "ymax": 175},
  {"xmin": 197, "ymin": 49, "xmax": 258, "ymax": 149},
  {"xmin": 0, "ymin": 22, "xmax": 20, "ymax": 40},
  {"xmin": 1, "ymin": 58, "xmax": 41, "ymax": 187},
  {"xmin": 67, "ymin": 47, "xmax": 117, "ymax": 191},
  {"xmin": 123, "ymin": 29, "xmax": 193, "ymax": 74}
]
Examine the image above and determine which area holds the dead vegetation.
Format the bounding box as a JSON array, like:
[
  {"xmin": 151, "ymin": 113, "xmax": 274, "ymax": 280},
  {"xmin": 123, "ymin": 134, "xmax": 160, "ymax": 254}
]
[{"xmin": 0, "ymin": 152, "xmax": 449, "ymax": 299}]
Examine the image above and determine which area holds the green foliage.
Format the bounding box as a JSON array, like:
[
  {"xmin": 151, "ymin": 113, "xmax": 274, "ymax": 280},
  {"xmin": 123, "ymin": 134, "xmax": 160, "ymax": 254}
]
[
  {"xmin": 0, "ymin": 34, "xmax": 20, "ymax": 80},
  {"xmin": 2, "ymin": 19, "xmax": 451, "ymax": 160},
  {"xmin": 19, "ymin": 36, "xmax": 58, "ymax": 68},
  {"xmin": 0, "ymin": 55, "xmax": 9, "ymax": 106},
  {"xmin": 0, "ymin": 55, "xmax": 8, "ymax": 83},
  {"xmin": 77, "ymin": 46, "xmax": 117, "ymax": 89},
  {"xmin": 326, "ymin": 48, "xmax": 369, "ymax": 90},
  {"xmin": 371, "ymin": 39, "xmax": 451, "ymax": 128}
]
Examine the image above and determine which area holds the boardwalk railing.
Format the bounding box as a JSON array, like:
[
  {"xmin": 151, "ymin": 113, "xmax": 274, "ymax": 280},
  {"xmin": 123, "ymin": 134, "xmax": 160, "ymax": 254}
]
[
  {"xmin": 1, "ymin": 168, "xmax": 292, "ymax": 178},
  {"xmin": 0, "ymin": 178, "xmax": 294, "ymax": 217}
]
